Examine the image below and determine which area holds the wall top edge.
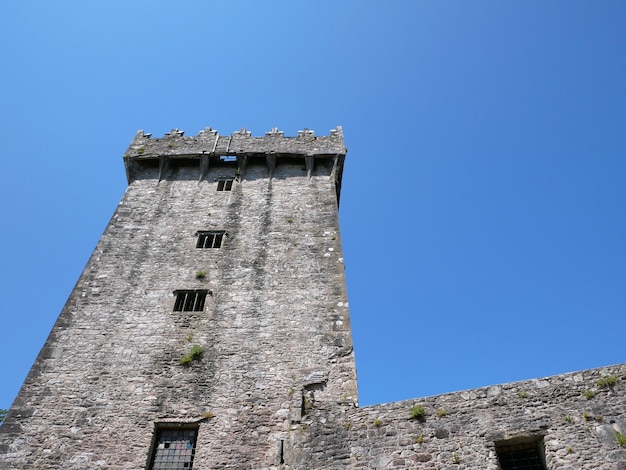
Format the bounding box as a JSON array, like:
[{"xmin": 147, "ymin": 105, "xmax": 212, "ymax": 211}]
[
  {"xmin": 123, "ymin": 126, "xmax": 347, "ymax": 159},
  {"xmin": 361, "ymin": 362, "xmax": 626, "ymax": 410}
]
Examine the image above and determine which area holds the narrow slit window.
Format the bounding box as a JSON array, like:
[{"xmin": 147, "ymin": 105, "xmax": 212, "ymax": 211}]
[
  {"xmin": 149, "ymin": 426, "xmax": 198, "ymax": 470},
  {"xmin": 196, "ymin": 231, "xmax": 225, "ymax": 249},
  {"xmin": 217, "ymin": 177, "xmax": 234, "ymax": 191},
  {"xmin": 173, "ymin": 290, "xmax": 208, "ymax": 312},
  {"xmin": 496, "ymin": 440, "xmax": 547, "ymax": 470}
]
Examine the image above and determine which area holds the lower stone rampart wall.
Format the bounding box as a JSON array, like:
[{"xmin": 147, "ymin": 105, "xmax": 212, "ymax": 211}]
[{"xmin": 290, "ymin": 364, "xmax": 626, "ymax": 469}]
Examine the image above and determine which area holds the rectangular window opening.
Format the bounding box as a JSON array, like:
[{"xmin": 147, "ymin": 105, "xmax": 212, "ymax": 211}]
[
  {"xmin": 173, "ymin": 290, "xmax": 208, "ymax": 312},
  {"xmin": 496, "ymin": 438, "xmax": 547, "ymax": 470},
  {"xmin": 196, "ymin": 231, "xmax": 226, "ymax": 249},
  {"xmin": 216, "ymin": 177, "xmax": 235, "ymax": 191},
  {"xmin": 148, "ymin": 425, "xmax": 198, "ymax": 470}
]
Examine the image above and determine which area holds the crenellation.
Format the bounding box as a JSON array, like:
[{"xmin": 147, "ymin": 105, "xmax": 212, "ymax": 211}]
[
  {"xmin": 124, "ymin": 127, "xmax": 347, "ymax": 189},
  {"xmin": 126, "ymin": 126, "xmax": 345, "ymax": 159},
  {"xmin": 266, "ymin": 127, "xmax": 285, "ymax": 137}
]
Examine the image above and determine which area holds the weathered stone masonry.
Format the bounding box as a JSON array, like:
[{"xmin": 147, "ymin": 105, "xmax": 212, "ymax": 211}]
[
  {"xmin": 0, "ymin": 126, "xmax": 624, "ymax": 469},
  {"xmin": 291, "ymin": 364, "xmax": 626, "ymax": 469}
]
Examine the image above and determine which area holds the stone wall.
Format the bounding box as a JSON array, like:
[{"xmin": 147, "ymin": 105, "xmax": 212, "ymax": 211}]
[
  {"xmin": 0, "ymin": 128, "xmax": 355, "ymax": 468},
  {"xmin": 1, "ymin": 127, "xmax": 624, "ymax": 469},
  {"xmin": 288, "ymin": 364, "xmax": 626, "ymax": 469}
]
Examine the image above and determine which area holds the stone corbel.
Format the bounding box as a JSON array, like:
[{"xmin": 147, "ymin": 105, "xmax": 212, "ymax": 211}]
[
  {"xmin": 305, "ymin": 155, "xmax": 315, "ymax": 180},
  {"xmin": 237, "ymin": 154, "xmax": 248, "ymax": 180},
  {"xmin": 158, "ymin": 155, "xmax": 169, "ymax": 182},
  {"xmin": 331, "ymin": 154, "xmax": 345, "ymax": 184},
  {"xmin": 199, "ymin": 152, "xmax": 210, "ymax": 182},
  {"xmin": 266, "ymin": 153, "xmax": 276, "ymax": 179}
]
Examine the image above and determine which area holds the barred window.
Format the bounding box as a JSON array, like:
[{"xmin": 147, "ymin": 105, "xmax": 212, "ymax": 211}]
[
  {"xmin": 149, "ymin": 426, "xmax": 198, "ymax": 469},
  {"xmin": 496, "ymin": 440, "xmax": 546, "ymax": 470},
  {"xmin": 173, "ymin": 290, "xmax": 208, "ymax": 312},
  {"xmin": 217, "ymin": 177, "xmax": 234, "ymax": 191},
  {"xmin": 196, "ymin": 231, "xmax": 225, "ymax": 249}
]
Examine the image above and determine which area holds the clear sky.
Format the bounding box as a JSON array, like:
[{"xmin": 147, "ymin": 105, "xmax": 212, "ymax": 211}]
[{"xmin": 1, "ymin": 1, "xmax": 625, "ymax": 409}]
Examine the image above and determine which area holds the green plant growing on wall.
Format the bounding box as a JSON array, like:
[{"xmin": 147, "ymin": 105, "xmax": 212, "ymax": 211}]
[
  {"xmin": 195, "ymin": 270, "xmax": 206, "ymax": 279},
  {"xmin": 136, "ymin": 146, "xmax": 145, "ymax": 155},
  {"xmin": 0, "ymin": 409, "xmax": 7, "ymax": 423},
  {"xmin": 566, "ymin": 447, "xmax": 574, "ymax": 454},
  {"xmin": 583, "ymin": 412, "xmax": 592, "ymax": 421},
  {"xmin": 452, "ymin": 453, "xmax": 461, "ymax": 464},
  {"xmin": 410, "ymin": 404, "xmax": 425, "ymax": 420},
  {"xmin": 287, "ymin": 217, "xmax": 293, "ymax": 223},
  {"xmin": 564, "ymin": 415, "xmax": 574, "ymax": 424},
  {"xmin": 596, "ymin": 375, "xmax": 619, "ymax": 388},
  {"xmin": 582, "ymin": 390, "xmax": 596, "ymax": 400},
  {"xmin": 437, "ymin": 408, "xmax": 447, "ymax": 418},
  {"xmin": 415, "ymin": 434, "xmax": 424, "ymax": 444},
  {"xmin": 517, "ymin": 390, "xmax": 528, "ymax": 399},
  {"xmin": 616, "ymin": 431, "xmax": 626, "ymax": 448},
  {"xmin": 201, "ymin": 411, "xmax": 215, "ymax": 419},
  {"xmin": 179, "ymin": 344, "xmax": 204, "ymax": 366},
  {"xmin": 373, "ymin": 419, "xmax": 382, "ymax": 427},
  {"xmin": 343, "ymin": 421, "xmax": 352, "ymax": 430}
]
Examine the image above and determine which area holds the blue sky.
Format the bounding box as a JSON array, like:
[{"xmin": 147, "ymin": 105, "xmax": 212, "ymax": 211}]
[{"xmin": 1, "ymin": 1, "xmax": 624, "ymax": 409}]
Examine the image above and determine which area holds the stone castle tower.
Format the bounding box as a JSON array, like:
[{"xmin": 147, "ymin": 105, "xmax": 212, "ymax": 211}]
[{"xmin": 1, "ymin": 127, "xmax": 624, "ymax": 469}]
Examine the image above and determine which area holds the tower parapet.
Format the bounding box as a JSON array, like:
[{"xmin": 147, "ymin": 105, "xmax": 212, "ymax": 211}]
[{"xmin": 124, "ymin": 127, "xmax": 347, "ymax": 192}]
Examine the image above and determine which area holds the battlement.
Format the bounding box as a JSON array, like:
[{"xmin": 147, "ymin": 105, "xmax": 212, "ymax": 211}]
[{"xmin": 123, "ymin": 126, "xmax": 347, "ymax": 184}]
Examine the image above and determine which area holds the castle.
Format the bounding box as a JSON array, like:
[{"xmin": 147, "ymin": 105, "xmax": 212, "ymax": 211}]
[{"xmin": 0, "ymin": 127, "xmax": 624, "ymax": 469}]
